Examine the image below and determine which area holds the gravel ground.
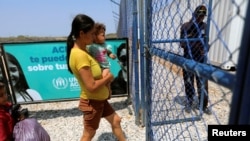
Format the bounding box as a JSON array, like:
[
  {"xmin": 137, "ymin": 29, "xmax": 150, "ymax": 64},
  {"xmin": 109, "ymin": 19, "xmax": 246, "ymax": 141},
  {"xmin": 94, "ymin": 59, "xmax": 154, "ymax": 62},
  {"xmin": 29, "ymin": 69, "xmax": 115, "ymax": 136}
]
[{"xmin": 21, "ymin": 97, "xmax": 145, "ymax": 141}]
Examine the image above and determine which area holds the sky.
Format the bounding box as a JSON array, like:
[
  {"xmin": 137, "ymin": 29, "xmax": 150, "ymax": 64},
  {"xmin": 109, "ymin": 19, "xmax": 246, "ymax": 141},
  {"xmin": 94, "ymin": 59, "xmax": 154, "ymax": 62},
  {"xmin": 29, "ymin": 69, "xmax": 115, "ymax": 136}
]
[{"xmin": 0, "ymin": 0, "xmax": 119, "ymax": 37}]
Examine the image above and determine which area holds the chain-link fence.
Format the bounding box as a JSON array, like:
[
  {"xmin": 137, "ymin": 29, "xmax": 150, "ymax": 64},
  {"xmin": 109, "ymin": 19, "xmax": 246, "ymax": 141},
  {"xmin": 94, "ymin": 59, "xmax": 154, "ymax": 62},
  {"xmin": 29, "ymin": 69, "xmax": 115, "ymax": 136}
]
[{"xmin": 117, "ymin": 0, "xmax": 249, "ymax": 140}]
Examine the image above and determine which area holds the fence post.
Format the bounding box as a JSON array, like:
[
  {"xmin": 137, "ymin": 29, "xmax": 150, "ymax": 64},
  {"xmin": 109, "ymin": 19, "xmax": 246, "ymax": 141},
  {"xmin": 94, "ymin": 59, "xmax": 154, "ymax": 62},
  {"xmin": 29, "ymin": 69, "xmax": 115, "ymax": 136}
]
[
  {"xmin": 145, "ymin": 0, "xmax": 153, "ymax": 140},
  {"xmin": 229, "ymin": 1, "xmax": 250, "ymax": 124}
]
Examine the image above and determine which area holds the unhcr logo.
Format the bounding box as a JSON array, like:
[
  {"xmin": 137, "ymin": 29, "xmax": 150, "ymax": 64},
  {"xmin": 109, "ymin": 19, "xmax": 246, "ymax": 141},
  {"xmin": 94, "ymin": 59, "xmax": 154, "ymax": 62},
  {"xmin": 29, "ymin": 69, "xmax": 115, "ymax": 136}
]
[{"xmin": 52, "ymin": 77, "xmax": 68, "ymax": 89}]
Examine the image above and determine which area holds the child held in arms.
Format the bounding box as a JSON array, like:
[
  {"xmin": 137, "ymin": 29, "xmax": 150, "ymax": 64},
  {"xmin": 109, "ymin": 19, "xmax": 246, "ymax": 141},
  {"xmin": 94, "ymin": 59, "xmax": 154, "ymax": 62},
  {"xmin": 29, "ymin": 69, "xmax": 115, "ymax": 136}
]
[{"xmin": 87, "ymin": 23, "xmax": 116, "ymax": 98}]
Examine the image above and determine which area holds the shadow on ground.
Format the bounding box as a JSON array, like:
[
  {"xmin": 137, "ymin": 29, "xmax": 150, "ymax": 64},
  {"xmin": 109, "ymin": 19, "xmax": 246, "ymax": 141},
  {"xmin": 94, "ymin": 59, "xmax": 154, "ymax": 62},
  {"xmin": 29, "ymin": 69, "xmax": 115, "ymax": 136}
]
[
  {"xmin": 28, "ymin": 97, "xmax": 131, "ymax": 120},
  {"xmin": 97, "ymin": 131, "xmax": 127, "ymax": 141},
  {"xmin": 97, "ymin": 132, "xmax": 117, "ymax": 141},
  {"xmin": 174, "ymin": 95, "xmax": 199, "ymax": 107}
]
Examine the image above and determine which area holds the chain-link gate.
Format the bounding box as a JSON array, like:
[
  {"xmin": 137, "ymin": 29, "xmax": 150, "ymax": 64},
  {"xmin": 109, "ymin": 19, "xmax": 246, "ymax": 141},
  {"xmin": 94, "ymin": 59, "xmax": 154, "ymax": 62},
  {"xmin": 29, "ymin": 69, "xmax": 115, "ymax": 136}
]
[{"xmin": 117, "ymin": 0, "xmax": 249, "ymax": 140}]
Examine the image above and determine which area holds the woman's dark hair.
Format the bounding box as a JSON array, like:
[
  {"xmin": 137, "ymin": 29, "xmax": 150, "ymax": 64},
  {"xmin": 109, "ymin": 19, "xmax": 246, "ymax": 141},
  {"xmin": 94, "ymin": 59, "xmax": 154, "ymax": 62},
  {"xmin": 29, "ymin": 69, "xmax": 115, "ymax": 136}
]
[{"xmin": 66, "ymin": 14, "xmax": 95, "ymax": 73}]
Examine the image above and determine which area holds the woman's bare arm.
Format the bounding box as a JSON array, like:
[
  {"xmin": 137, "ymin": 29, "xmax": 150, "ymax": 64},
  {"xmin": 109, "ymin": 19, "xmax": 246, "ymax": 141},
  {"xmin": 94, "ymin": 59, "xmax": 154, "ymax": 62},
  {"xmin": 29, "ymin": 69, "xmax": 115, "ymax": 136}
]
[{"xmin": 79, "ymin": 66, "xmax": 114, "ymax": 92}]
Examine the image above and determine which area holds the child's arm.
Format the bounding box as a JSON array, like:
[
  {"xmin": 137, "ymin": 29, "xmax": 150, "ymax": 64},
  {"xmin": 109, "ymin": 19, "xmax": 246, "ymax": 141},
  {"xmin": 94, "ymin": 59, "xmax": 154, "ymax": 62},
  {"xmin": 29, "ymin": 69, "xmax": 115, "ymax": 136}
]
[
  {"xmin": 108, "ymin": 53, "xmax": 116, "ymax": 59},
  {"xmin": 107, "ymin": 50, "xmax": 116, "ymax": 59}
]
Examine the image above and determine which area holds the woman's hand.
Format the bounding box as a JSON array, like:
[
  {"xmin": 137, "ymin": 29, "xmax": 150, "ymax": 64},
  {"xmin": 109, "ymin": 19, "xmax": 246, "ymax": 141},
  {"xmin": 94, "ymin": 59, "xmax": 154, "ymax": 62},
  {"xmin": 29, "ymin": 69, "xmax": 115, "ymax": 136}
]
[{"xmin": 104, "ymin": 72, "xmax": 114, "ymax": 82}]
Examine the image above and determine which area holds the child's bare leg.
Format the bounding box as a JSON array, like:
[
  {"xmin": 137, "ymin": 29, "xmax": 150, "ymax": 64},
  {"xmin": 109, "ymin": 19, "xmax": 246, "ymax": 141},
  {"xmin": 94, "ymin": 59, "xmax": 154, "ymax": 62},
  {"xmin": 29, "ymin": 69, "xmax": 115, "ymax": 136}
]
[{"xmin": 102, "ymin": 69, "xmax": 112, "ymax": 99}]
